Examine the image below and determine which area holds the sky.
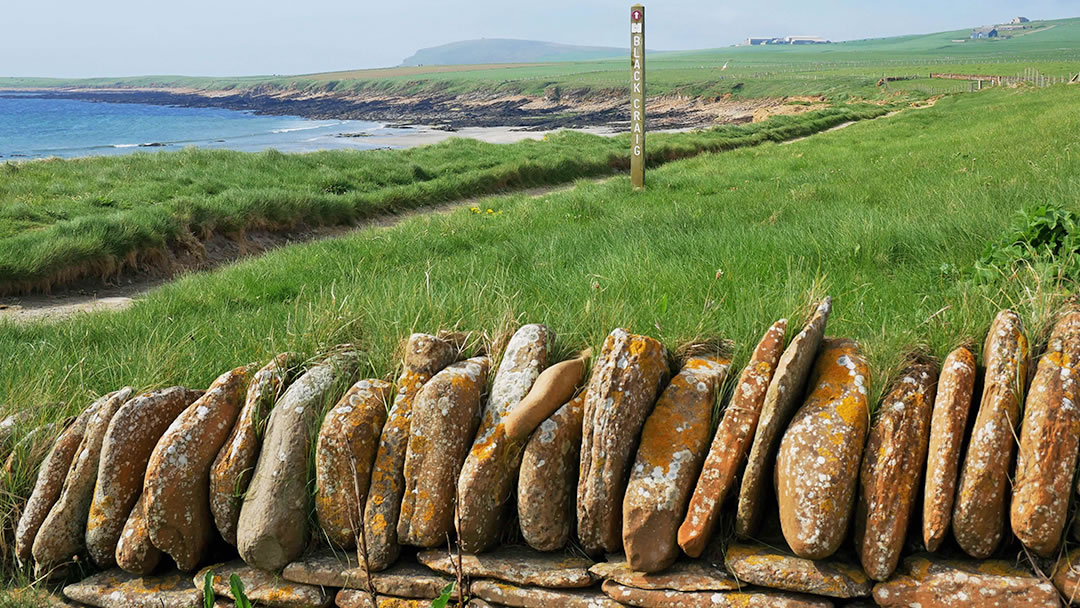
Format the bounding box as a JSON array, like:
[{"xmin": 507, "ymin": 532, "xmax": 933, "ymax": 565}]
[{"xmin": 1, "ymin": 0, "xmax": 1076, "ymax": 78}]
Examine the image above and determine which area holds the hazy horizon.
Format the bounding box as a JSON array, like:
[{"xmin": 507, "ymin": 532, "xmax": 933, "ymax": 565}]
[{"xmin": 1, "ymin": 0, "xmax": 1076, "ymax": 78}]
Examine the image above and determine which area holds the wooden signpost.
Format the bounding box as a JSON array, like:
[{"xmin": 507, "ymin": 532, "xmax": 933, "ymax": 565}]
[{"xmin": 630, "ymin": 4, "xmax": 645, "ymax": 189}]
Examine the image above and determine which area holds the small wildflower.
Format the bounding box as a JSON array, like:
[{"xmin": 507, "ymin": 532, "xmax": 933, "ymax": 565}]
[
  {"xmin": 470, "ymin": 206, "xmax": 481, "ymax": 214},
  {"xmin": 592, "ymin": 281, "xmax": 600, "ymax": 290},
  {"xmin": 715, "ymin": 268, "xmax": 724, "ymax": 280},
  {"xmin": 486, "ymin": 208, "xmax": 494, "ymax": 214}
]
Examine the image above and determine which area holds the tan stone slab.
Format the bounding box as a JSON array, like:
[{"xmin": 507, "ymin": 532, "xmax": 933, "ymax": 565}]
[
  {"xmin": 873, "ymin": 553, "xmax": 1060, "ymax": 607},
  {"xmin": 1012, "ymin": 311, "xmax": 1080, "ymax": 557},
  {"xmin": 417, "ymin": 545, "xmax": 595, "ymax": 588},
  {"xmin": 336, "ymin": 591, "xmax": 469, "ymax": 608},
  {"xmin": 922, "ymin": 346, "xmax": 976, "ymax": 552},
  {"xmin": 197, "ymin": 561, "xmax": 331, "ymax": 608},
  {"xmin": 724, "ymin": 542, "xmax": 871, "ymax": 599},
  {"xmin": 472, "ymin": 580, "xmax": 622, "ymax": 608},
  {"xmin": 63, "ymin": 569, "xmax": 202, "ymax": 608},
  {"xmin": 602, "ymin": 580, "xmax": 834, "ymax": 607},
  {"xmin": 282, "ymin": 548, "xmax": 452, "ymax": 597},
  {"xmin": 736, "ymin": 298, "xmax": 831, "ymax": 538},
  {"xmin": 589, "ymin": 557, "xmax": 738, "ymax": 591},
  {"xmin": 1052, "ymin": 547, "xmax": 1080, "ymax": 605}
]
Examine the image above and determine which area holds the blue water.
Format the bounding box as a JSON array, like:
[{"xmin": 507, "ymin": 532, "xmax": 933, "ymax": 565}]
[{"xmin": 0, "ymin": 93, "xmax": 401, "ymax": 160}]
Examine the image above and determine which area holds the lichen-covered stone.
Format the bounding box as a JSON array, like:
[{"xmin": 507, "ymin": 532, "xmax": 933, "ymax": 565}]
[
  {"xmin": 1012, "ymin": 311, "xmax": 1080, "ymax": 557},
  {"xmin": 472, "ymin": 580, "xmax": 621, "ymax": 608},
  {"xmin": 873, "ymin": 553, "xmax": 1060, "ymax": 608},
  {"xmin": 601, "ymin": 580, "xmax": 834, "ymax": 608},
  {"xmin": 953, "ymin": 309, "xmax": 1029, "ymax": 558},
  {"xmin": 16, "ymin": 402, "xmax": 100, "ymax": 564},
  {"xmin": 63, "ymin": 569, "xmax": 202, "ymax": 608},
  {"xmin": 1052, "ymin": 547, "xmax": 1080, "ymax": 603},
  {"xmin": 197, "ymin": 561, "xmax": 331, "ymax": 608},
  {"xmin": 922, "ymin": 346, "xmax": 976, "ymax": 552},
  {"xmin": 578, "ymin": 328, "xmax": 669, "ymax": 555},
  {"xmin": 115, "ymin": 493, "xmax": 160, "ymax": 576},
  {"xmin": 417, "ymin": 545, "xmax": 595, "ymax": 588},
  {"xmin": 502, "ymin": 349, "xmax": 589, "ymax": 442},
  {"xmin": 84, "ymin": 386, "xmax": 202, "ymax": 568},
  {"xmin": 623, "ymin": 355, "xmax": 729, "ymax": 572},
  {"xmin": 315, "ymin": 379, "xmax": 392, "ymax": 548},
  {"xmin": 458, "ymin": 324, "xmax": 552, "ymax": 553},
  {"xmin": 517, "ymin": 392, "xmax": 585, "ymax": 552},
  {"xmin": 364, "ymin": 334, "xmax": 457, "ymax": 571},
  {"xmin": 335, "ymin": 592, "xmax": 455, "ymax": 608},
  {"xmin": 724, "ymin": 542, "xmax": 871, "ymax": 599},
  {"xmin": 282, "ymin": 548, "xmax": 453, "ymax": 596},
  {"xmin": 856, "ymin": 362, "xmax": 937, "ymax": 580},
  {"xmin": 589, "ymin": 558, "xmax": 738, "ymax": 591},
  {"xmin": 776, "ymin": 338, "xmax": 869, "ymax": 560},
  {"xmin": 145, "ymin": 367, "xmax": 249, "ymax": 571},
  {"xmin": 32, "ymin": 388, "xmax": 133, "ymax": 567},
  {"xmin": 398, "ymin": 356, "xmax": 490, "ymax": 548},
  {"xmin": 238, "ymin": 352, "xmax": 357, "ymax": 571},
  {"xmin": 679, "ymin": 320, "xmax": 786, "ymax": 558},
  {"xmin": 210, "ymin": 353, "xmax": 298, "ymax": 546},
  {"xmin": 737, "ymin": 298, "xmax": 831, "ymax": 538}
]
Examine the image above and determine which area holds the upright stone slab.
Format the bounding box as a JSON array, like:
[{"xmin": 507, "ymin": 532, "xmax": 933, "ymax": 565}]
[
  {"xmin": 85, "ymin": 386, "xmax": 202, "ymax": 568},
  {"xmin": 198, "ymin": 561, "xmax": 332, "ymax": 608},
  {"xmin": 855, "ymin": 363, "xmax": 937, "ymax": 581},
  {"xmin": 315, "ymin": 378, "xmax": 391, "ymax": 548},
  {"xmin": 364, "ymin": 334, "xmax": 457, "ymax": 571},
  {"xmin": 63, "ymin": 569, "xmax": 202, "ymax": 608},
  {"xmin": 518, "ymin": 392, "xmax": 586, "ymax": 551},
  {"xmin": 238, "ymin": 352, "xmax": 356, "ymax": 571},
  {"xmin": 577, "ymin": 329, "xmax": 669, "ymax": 554},
  {"xmin": 725, "ymin": 542, "xmax": 871, "ymax": 598},
  {"xmin": 32, "ymin": 388, "xmax": 132, "ymax": 568},
  {"xmin": 417, "ymin": 545, "xmax": 595, "ymax": 588},
  {"xmin": 623, "ymin": 355, "xmax": 729, "ymax": 572},
  {"xmin": 922, "ymin": 346, "xmax": 976, "ymax": 552},
  {"xmin": 210, "ymin": 353, "xmax": 298, "ymax": 546},
  {"xmin": 115, "ymin": 493, "xmax": 160, "ymax": 576},
  {"xmin": 502, "ymin": 349, "xmax": 589, "ymax": 441},
  {"xmin": 953, "ymin": 309, "xmax": 1028, "ymax": 558},
  {"xmin": 398, "ymin": 356, "xmax": 490, "ymax": 547},
  {"xmin": 145, "ymin": 367, "xmax": 250, "ymax": 571},
  {"xmin": 679, "ymin": 320, "xmax": 786, "ymax": 558},
  {"xmin": 457, "ymin": 324, "xmax": 552, "ymax": 553},
  {"xmin": 775, "ymin": 338, "xmax": 869, "ymax": 560},
  {"xmin": 1012, "ymin": 311, "xmax": 1080, "ymax": 557},
  {"xmin": 16, "ymin": 400, "xmax": 100, "ymax": 564},
  {"xmin": 873, "ymin": 553, "xmax": 1061, "ymax": 608},
  {"xmin": 736, "ymin": 298, "xmax": 831, "ymax": 538}
]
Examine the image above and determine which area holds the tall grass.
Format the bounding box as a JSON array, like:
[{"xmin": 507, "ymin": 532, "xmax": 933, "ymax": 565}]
[{"xmin": 0, "ymin": 105, "xmax": 889, "ymax": 292}]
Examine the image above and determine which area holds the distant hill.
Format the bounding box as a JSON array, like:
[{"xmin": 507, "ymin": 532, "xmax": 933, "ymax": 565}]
[{"xmin": 400, "ymin": 39, "xmax": 624, "ymax": 66}]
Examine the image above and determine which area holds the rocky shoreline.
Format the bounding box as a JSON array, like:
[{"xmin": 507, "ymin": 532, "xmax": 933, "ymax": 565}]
[{"xmin": 1, "ymin": 87, "xmax": 795, "ymax": 131}]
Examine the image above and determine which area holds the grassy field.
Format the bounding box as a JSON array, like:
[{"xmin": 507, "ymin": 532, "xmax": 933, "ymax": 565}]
[
  {"xmin": 0, "ymin": 105, "xmax": 890, "ymax": 292},
  {"xmin": 3, "ymin": 18, "xmax": 1078, "ymax": 100}
]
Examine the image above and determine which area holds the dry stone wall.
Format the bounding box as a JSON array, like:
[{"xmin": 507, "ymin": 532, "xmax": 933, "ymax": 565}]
[{"xmin": 8, "ymin": 304, "xmax": 1080, "ymax": 608}]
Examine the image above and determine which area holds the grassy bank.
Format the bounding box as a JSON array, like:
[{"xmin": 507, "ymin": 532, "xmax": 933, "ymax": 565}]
[
  {"xmin": 0, "ymin": 105, "xmax": 889, "ymax": 293},
  {"xmin": 4, "ymin": 18, "xmax": 1078, "ymax": 100}
]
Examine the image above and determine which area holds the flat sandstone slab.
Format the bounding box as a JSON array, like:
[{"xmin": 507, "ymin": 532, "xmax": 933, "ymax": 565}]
[
  {"xmin": 417, "ymin": 546, "xmax": 595, "ymax": 588},
  {"xmin": 197, "ymin": 561, "xmax": 331, "ymax": 608},
  {"xmin": 63, "ymin": 570, "xmax": 201, "ymax": 608},
  {"xmin": 601, "ymin": 580, "xmax": 834, "ymax": 607},
  {"xmin": 589, "ymin": 558, "xmax": 738, "ymax": 591},
  {"xmin": 471, "ymin": 580, "xmax": 621, "ymax": 608},
  {"xmin": 724, "ymin": 542, "xmax": 871, "ymax": 598},
  {"xmin": 873, "ymin": 554, "xmax": 1061, "ymax": 608},
  {"xmin": 283, "ymin": 549, "xmax": 452, "ymax": 597}
]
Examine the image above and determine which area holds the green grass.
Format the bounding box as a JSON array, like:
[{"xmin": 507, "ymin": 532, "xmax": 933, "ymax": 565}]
[
  {"xmin": 0, "ymin": 85, "xmax": 1075, "ymax": 421},
  {"xmin": 4, "ymin": 18, "xmax": 1078, "ymax": 100},
  {"xmin": 0, "ymin": 105, "xmax": 890, "ymax": 292}
]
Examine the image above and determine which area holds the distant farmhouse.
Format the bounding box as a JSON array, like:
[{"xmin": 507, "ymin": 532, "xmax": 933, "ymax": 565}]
[
  {"xmin": 743, "ymin": 36, "xmax": 830, "ymax": 46},
  {"xmin": 971, "ymin": 26, "xmax": 998, "ymax": 39},
  {"xmin": 1010, "ymin": 16, "xmax": 1030, "ymax": 24}
]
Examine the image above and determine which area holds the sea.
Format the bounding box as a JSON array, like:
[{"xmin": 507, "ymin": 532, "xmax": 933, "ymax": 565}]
[{"xmin": 0, "ymin": 93, "xmax": 405, "ymax": 160}]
